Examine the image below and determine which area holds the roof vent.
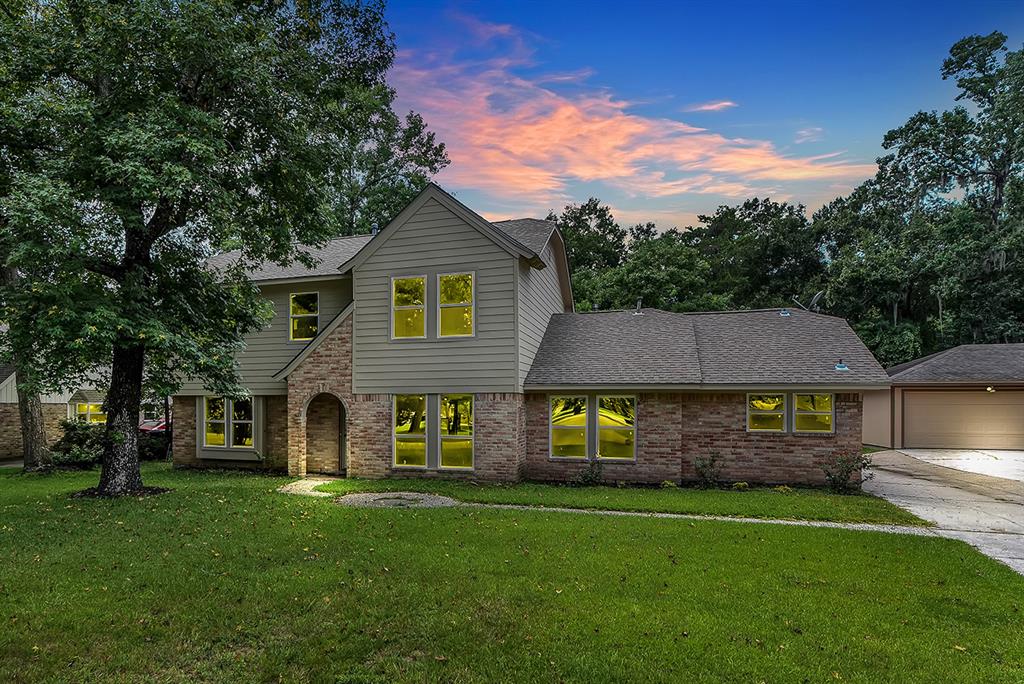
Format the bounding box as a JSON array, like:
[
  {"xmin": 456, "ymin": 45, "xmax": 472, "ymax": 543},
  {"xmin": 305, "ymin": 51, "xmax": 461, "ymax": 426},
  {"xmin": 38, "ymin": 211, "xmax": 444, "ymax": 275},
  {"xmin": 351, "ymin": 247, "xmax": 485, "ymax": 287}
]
[
  {"xmin": 834, "ymin": 359, "xmax": 849, "ymax": 372},
  {"xmin": 371, "ymin": 222, "xmax": 379, "ymax": 236},
  {"xmin": 633, "ymin": 298, "xmax": 644, "ymax": 316},
  {"xmin": 779, "ymin": 308, "xmax": 791, "ymax": 317}
]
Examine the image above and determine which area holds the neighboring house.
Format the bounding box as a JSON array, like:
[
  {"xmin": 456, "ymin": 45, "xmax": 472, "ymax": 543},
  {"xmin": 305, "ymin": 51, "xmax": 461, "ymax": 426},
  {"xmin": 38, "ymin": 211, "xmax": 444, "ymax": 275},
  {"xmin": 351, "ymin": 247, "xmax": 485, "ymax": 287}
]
[
  {"xmin": 863, "ymin": 344, "xmax": 1024, "ymax": 449},
  {"xmin": 172, "ymin": 183, "xmax": 889, "ymax": 485},
  {"xmin": 0, "ymin": 369, "xmax": 104, "ymax": 460}
]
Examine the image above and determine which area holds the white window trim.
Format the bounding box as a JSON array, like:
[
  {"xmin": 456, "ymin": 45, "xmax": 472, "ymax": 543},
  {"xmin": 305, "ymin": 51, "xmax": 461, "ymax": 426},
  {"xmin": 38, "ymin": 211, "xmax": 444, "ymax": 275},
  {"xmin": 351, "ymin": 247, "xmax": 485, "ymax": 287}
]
[
  {"xmin": 746, "ymin": 392, "xmax": 787, "ymax": 433},
  {"xmin": 549, "ymin": 395, "xmax": 589, "ymax": 460},
  {"xmin": 596, "ymin": 395, "xmax": 638, "ymax": 462},
  {"xmin": 75, "ymin": 402, "xmax": 106, "ymax": 423},
  {"xmin": 393, "ymin": 394, "xmax": 428, "ymax": 468},
  {"xmin": 436, "ymin": 271, "xmax": 476, "ymax": 339},
  {"xmin": 438, "ymin": 393, "xmax": 474, "ymax": 470},
  {"xmin": 288, "ymin": 291, "xmax": 320, "ymax": 342},
  {"xmin": 793, "ymin": 393, "xmax": 836, "ymax": 435},
  {"xmin": 203, "ymin": 396, "xmax": 256, "ymax": 450},
  {"xmin": 390, "ymin": 275, "xmax": 427, "ymax": 341}
]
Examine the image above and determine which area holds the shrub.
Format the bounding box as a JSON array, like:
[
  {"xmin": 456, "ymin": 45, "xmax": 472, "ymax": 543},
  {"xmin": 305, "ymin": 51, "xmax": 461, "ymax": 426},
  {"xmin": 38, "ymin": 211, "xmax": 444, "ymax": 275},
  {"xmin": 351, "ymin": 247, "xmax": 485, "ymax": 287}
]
[
  {"xmin": 139, "ymin": 431, "xmax": 171, "ymax": 461},
  {"xmin": 694, "ymin": 453, "xmax": 722, "ymax": 489},
  {"xmin": 51, "ymin": 420, "xmax": 104, "ymax": 468},
  {"xmin": 660, "ymin": 480, "xmax": 678, "ymax": 489},
  {"xmin": 822, "ymin": 451, "xmax": 874, "ymax": 493},
  {"xmin": 773, "ymin": 485, "xmax": 794, "ymax": 495},
  {"xmin": 731, "ymin": 481, "xmax": 749, "ymax": 491},
  {"xmin": 574, "ymin": 460, "xmax": 604, "ymax": 486}
]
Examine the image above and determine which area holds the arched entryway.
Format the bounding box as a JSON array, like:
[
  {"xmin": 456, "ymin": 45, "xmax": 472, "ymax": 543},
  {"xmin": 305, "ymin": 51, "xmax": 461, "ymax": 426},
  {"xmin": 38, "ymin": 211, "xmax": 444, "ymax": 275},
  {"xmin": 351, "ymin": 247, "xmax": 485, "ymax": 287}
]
[{"xmin": 305, "ymin": 393, "xmax": 346, "ymax": 475}]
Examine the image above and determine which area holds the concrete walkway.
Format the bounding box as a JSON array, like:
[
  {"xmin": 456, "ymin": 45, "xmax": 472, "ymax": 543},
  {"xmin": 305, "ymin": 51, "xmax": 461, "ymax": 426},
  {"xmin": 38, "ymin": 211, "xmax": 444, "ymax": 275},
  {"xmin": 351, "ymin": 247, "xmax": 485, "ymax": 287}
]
[{"xmin": 865, "ymin": 450, "xmax": 1024, "ymax": 574}]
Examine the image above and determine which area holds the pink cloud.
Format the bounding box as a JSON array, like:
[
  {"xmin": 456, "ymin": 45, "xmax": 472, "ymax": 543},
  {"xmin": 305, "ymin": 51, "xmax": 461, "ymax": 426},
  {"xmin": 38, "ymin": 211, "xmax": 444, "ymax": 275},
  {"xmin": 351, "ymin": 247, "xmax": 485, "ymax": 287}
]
[
  {"xmin": 390, "ymin": 24, "xmax": 876, "ymax": 210},
  {"xmin": 683, "ymin": 100, "xmax": 739, "ymax": 112}
]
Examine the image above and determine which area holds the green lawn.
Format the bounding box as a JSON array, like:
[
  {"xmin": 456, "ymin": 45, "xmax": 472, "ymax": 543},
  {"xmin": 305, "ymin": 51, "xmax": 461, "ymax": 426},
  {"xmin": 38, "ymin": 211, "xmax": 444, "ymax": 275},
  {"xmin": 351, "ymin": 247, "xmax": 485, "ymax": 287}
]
[
  {"xmin": 316, "ymin": 476, "xmax": 928, "ymax": 526},
  {"xmin": 2, "ymin": 464, "xmax": 1022, "ymax": 682}
]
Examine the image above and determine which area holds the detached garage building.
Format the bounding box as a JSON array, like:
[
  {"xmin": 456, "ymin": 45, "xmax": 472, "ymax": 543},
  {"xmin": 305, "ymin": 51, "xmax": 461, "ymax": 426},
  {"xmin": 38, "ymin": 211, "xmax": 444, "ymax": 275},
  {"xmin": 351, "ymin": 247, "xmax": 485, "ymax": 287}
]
[{"xmin": 863, "ymin": 344, "xmax": 1024, "ymax": 449}]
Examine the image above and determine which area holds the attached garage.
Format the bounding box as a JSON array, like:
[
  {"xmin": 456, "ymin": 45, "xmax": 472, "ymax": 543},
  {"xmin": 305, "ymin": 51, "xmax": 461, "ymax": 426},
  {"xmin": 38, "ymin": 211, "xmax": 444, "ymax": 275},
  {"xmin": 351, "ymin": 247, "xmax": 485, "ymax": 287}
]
[
  {"xmin": 902, "ymin": 389, "xmax": 1024, "ymax": 449},
  {"xmin": 862, "ymin": 344, "xmax": 1024, "ymax": 449}
]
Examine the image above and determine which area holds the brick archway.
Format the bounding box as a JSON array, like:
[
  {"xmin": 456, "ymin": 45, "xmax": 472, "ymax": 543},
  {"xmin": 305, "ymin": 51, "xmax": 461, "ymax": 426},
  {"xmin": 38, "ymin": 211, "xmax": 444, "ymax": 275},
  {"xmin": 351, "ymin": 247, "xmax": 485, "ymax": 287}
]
[{"xmin": 304, "ymin": 393, "xmax": 346, "ymax": 475}]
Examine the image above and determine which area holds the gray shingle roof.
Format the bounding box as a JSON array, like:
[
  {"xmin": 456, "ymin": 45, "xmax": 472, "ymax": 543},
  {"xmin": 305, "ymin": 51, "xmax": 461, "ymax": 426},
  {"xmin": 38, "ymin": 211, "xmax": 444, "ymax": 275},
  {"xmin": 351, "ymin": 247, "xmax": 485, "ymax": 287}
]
[
  {"xmin": 524, "ymin": 308, "xmax": 889, "ymax": 388},
  {"xmin": 888, "ymin": 344, "xmax": 1024, "ymax": 383},
  {"xmin": 206, "ymin": 234, "xmax": 374, "ymax": 282},
  {"xmin": 490, "ymin": 219, "xmax": 556, "ymax": 257}
]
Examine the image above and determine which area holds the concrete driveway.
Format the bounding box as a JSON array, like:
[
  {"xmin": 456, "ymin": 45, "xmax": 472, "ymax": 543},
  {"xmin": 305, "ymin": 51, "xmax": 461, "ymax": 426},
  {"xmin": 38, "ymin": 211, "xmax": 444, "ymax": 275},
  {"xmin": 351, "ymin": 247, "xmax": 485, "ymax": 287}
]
[
  {"xmin": 865, "ymin": 450, "xmax": 1024, "ymax": 574},
  {"xmin": 899, "ymin": 448, "xmax": 1024, "ymax": 482}
]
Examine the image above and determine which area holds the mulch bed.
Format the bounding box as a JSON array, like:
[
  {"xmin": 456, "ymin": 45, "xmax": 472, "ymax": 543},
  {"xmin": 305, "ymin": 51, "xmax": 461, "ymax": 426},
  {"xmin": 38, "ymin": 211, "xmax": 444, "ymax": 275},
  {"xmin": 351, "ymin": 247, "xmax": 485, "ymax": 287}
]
[{"xmin": 70, "ymin": 486, "xmax": 172, "ymax": 499}]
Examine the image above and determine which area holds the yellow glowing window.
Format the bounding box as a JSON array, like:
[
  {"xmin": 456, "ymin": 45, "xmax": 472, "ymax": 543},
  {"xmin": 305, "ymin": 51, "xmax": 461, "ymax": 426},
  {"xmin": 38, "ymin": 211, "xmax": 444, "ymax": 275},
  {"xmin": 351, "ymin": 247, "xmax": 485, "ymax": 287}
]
[
  {"xmin": 440, "ymin": 394, "xmax": 473, "ymax": 468},
  {"xmin": 75, "ymin": 403, "xmax": 107, "ymax": 424},
  {"xmin": 597, "ymin": 396, "xmax": 636, "ymax": 460},
  {"xmin": 394, "ymin": 394, "xmax": 427, "ymax": 466},
  {"xmin": 289, "ymin": 292, "xmax": 319, "ymax": 341},
  {"xmin": 794, "ymin": 393, "xmax": 833, "ymax": 433},
  {"xmin": 205, "ymin": 397, "xmax": 255, "ymax": 448},
  {"xmin": 438, "ymin": 272, "xmax": 474, "ymax": 337},
  {"xmin": 392, "ymin": 277, "xmax": 426, "ymax": 339},
  {"xmin": 550, "ymin": 396, "xmax": 587, "ymax": 459},
  {"xmin": 747, "ymin": 394, "xmax": 786, "ymax": 432}
]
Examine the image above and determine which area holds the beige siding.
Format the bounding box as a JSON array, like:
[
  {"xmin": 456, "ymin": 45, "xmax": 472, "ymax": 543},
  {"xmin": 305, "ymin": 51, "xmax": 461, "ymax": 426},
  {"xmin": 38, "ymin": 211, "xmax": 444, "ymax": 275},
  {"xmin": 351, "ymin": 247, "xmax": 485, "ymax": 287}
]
[
  {"xmin": 352, "ymin": 197, "xmax": 518, "ymax": 393},
  {"xmin": 517, "ymin": 240, "xmax": 566, "ymax": 389},
  {"xmin": 862, "ymin": 389, "xmax": 892, "ymax": 447},
  {"xmin": 0, "ymin": 373, "xmax": 72, "ymax": 404},
  {"xmin": 178, "ymin": 278, "xmax": 353, "ymax": 395}
]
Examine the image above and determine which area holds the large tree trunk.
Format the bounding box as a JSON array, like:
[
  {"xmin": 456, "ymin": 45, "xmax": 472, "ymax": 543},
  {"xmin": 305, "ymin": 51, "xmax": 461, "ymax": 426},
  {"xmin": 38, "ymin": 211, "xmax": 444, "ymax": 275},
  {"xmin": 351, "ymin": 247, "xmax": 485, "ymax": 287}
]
[
  {"xmin": 16, "ymin": 366, "xmax": 51, "ymax": 472},
  {"xmin": 97, "ymin": 344, "xmax": 144, "ymax": 495}
]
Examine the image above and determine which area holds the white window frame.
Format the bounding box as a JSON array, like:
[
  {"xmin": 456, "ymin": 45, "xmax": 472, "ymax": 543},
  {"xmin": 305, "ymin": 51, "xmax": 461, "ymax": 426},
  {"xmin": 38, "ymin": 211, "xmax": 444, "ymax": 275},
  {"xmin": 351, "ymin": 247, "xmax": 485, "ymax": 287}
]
[
  {"xmin": 746, "ymin": 393, "xmax": 787, "ymax": 433},
  {"xmin": 436, "ymin": 271, "xmax": 476, "ymax": 338},
  {"xmin": 390, "ymin": 275, "xmax": 427, "ymax": 341},
  {"xmin": 203, "ymin": 396, "xmax": 256, "ymax": 450},
  {"xmin": 75, "ymin": 402, "xmax": 106, "ymax": 424},
  {"xmin": 549, "ymin": 395, "xmax": 588, "ymax": 460},
  {"xmin": 792, "ymin": 393, "xmax": 836, "ymax": 435},
  {"xmin": 438, "ymin": 393, "xmax": 474, "ymax": 470},
  {"xmin": 596, "ymin": 395, "xmax": 637, "ymax": 462},
  {"xmin": 289, "ymin": 291, "xmax": 320, "ymax": 342},
  {"xmin": 393, "ymin": 394, "xmax": 428, "ymax": 468}
]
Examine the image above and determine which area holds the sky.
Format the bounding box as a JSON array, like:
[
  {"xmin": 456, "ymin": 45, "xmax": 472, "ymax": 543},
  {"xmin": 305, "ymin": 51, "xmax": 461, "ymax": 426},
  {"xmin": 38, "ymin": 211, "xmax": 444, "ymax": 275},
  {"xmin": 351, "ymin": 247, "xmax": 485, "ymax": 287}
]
[{"xmin": 385, "ymin": 0, "xmax": 1024, "ymax": 228}]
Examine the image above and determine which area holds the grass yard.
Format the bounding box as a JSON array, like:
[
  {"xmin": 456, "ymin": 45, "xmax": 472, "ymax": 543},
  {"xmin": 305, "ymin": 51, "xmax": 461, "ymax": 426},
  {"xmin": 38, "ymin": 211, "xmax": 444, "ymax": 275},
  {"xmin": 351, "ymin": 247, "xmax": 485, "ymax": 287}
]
[
  {"xmin": 317, "ymin": 477, "xmax": 928, "ymax": 526},
  {"xmin": 2, "ymin": 464, "xmax": 1022, "ymax": 682}
]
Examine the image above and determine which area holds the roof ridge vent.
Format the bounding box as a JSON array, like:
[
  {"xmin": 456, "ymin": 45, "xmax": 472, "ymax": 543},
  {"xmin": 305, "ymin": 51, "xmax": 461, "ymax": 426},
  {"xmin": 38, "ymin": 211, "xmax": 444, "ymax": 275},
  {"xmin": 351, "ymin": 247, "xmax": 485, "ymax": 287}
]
[
  {"xmin": 834, "ymin": 359, "xmax": 850, "ymax": 371},
  {"xmin": 779, "ymin": 308, "xmax": 791, "ymax": 317}
]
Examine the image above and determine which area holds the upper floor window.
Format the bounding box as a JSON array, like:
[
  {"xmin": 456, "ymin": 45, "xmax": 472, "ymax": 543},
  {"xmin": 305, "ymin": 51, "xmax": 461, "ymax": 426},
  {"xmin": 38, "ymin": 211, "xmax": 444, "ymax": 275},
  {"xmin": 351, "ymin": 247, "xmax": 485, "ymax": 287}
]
[
  {"xmin": 394, "ymin": 394, "xmax": 427, "ymax": 466},
  {"xmin": 747, "ymin": 394, "xmax": 786, "ymax": 432},
  {"xmin": 392, "ymin": 276, "xmax": 426, "ymax": 339},
  {"xmin": 550, "ymin": 396, "xmax": 587, "ymax": 459},
  {"xmin": 289, "ymin": 293, "xmax": 319, "ymax": 341},
  {"xmin": 76, "ymin": 403, "xmax": 106, "ymax": 424},
  {"xmin": 597, "ymin": 396, "xmax": 636, "ymax": 460},
  {"xmin": 794, "ymin": 393, "xmax": 834, "ymax": 433},
  {"xmin": 438, "ymin": 272, "xmax": 474, "ymax": 337},
  {"xmin": 204, "ymin": 397, "xmax": 254, "ymax": 448}
]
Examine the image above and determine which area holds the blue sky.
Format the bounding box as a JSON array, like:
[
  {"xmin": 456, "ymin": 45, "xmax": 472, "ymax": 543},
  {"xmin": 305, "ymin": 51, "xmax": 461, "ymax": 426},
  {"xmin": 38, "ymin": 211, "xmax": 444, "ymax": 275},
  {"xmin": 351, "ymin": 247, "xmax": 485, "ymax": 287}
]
[{"xmin": 386, "ymin": 0, "xmax": 1024, "ymax": 227}]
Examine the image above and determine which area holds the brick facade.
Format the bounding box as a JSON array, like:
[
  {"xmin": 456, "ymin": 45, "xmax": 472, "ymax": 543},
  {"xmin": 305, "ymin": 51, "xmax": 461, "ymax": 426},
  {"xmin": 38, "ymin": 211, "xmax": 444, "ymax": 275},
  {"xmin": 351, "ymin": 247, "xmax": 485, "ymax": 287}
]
[
  {"xmin": 0, "ymin": 402, "xmax": 68, "ymax": 460},
  {"xmin": 524, "ymin": 391, "xmax": 862, "ymax": 486}
]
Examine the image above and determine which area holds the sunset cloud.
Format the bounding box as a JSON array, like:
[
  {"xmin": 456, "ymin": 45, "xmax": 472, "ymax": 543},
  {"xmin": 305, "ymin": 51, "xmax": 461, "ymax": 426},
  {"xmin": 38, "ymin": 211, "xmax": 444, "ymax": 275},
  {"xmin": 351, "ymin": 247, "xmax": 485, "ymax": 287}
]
[
  {"xmin": 391, "ymin": 17, "xmax": 876, "ymax": 217},
  {"xmin": 795, "ymin": 127, "xmax": 825, "ymax": 143},
  {"xmin": 683, "ymin": 100, "xmax": 739, "ymax": 112}
]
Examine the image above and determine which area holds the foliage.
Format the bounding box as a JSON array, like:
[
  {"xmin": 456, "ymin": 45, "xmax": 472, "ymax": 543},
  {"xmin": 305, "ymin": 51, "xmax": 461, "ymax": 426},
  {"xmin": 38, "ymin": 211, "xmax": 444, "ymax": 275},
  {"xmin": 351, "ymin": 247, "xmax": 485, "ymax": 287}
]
[
  {"xmin": 138, "ymin": 431, "xmax": 171, "ymax": 462},
  {"xmin": 731, "ymin": 481, "xmax": 749, "ymax": 491},
  {"xmin": 573, "ymin": 459, "xmax": 604, "ymax": 486},
  {"xmin": 50, "ymin": 420, "xmax": 105, "ymax": 469},
  {"xmin": 694, "ymin": 453, "xmax": 722, "ymax": 489},
  {"xmin": 822, "ymin": 451, "xmax": 874, "ymax": 494},
  {"xmin": 547, "ymin": 198, "xmax": 626, "ymax": 272}
]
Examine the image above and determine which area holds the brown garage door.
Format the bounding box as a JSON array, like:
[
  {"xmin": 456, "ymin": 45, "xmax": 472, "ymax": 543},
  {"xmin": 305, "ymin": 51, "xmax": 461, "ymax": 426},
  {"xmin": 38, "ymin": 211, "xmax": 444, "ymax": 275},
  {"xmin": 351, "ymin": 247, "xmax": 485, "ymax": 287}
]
[{"xmin": 904, "ymin": 390, "xmax": 1024, "ymax": 449}]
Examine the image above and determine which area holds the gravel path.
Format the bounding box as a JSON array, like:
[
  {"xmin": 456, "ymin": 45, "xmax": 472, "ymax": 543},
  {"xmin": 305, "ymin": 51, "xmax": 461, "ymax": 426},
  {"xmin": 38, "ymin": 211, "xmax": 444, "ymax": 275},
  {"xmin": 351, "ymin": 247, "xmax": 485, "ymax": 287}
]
[{"xmin": 278, "ymin": 478, "xmax": 935, "ymax": 536}]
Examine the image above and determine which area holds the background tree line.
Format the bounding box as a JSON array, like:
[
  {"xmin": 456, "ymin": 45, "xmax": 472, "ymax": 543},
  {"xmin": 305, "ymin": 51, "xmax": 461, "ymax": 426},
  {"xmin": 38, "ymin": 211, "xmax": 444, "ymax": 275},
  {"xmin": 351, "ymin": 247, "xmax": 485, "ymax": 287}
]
[{"xmin": 549, "ymin": 32, "xmax": 1024, "ymax": 367}]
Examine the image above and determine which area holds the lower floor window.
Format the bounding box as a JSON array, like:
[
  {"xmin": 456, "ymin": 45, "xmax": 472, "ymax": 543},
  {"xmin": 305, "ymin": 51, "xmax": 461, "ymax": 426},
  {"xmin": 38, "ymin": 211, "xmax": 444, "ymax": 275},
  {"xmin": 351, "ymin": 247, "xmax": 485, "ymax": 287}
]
[
  {"xmin": 394, "ymin": 394, "xmax": 427, "ymax": 466},
  {"xmin": 550, "ymin": 396, "xmax": 588, "ymax": 459},
  {"xmin": 76, "ymin": 403, "xmax": 106, "ymax": 424},
  {"xmin": 597, "ymin": 396, "xmax": 636, "ymax": 460},
  {"xmin": 204, "ymin": 397, "xmax": 254, "ymax": 448},
  {"xmin": 440, "ymin": 394, "xmax": 473, "ymax": 468},
  {"xmin": 747, "ymin": 394, "xmax": 786, "ymax": 431},
  {"xmin": 794, "ymin": 393, "xmax": 834, "ymax": 433}
]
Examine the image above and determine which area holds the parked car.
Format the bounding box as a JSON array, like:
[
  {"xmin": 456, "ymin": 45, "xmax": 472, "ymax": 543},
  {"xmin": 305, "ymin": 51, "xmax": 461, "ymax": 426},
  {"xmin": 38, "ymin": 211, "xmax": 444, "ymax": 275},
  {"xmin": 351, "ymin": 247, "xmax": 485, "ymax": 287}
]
[{"xmin": 139, "ymin": 419, "xmax": 168, "ymax": 433}]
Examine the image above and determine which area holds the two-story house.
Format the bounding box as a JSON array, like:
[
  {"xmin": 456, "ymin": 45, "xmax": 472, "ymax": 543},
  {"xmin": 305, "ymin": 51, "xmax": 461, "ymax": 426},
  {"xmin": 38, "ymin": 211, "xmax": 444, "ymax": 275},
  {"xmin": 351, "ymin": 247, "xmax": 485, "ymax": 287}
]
[{"xmin": 172, "ymin": 184, "xmax": 889, "ymax": 485}]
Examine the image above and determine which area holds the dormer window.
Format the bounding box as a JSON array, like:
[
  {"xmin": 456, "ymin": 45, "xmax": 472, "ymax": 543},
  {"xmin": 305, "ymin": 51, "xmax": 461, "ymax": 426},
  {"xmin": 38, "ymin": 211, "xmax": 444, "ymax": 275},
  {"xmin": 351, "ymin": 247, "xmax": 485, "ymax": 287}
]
[
  {"xmin": 289, "ymin": 292, "xmax": 319, "ymax": 341},
  {"xmin": 438, "ymin": 272, "xmax": 474, "ymax": 337},
  {"xmin": 392, "ymin": 276, "xmax": 426, "ymax": 339}
]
